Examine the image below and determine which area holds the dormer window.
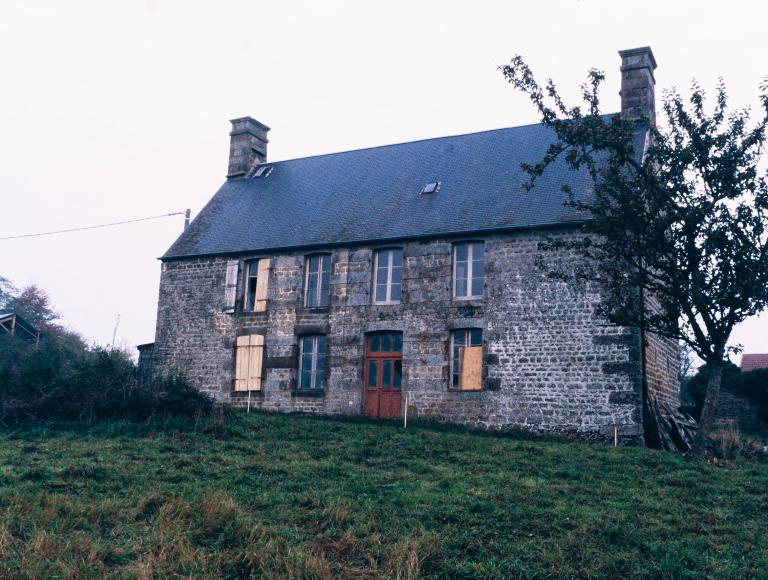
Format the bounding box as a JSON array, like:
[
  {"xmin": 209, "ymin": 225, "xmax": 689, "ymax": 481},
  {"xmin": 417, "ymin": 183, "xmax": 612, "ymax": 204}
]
[
  {"xmin": 420, "ymin": 181, "xmax": 440, "ymax": 194},
  {"xmin": 252, "ymin": 165, "xmax": 272, "ymax": 178}
]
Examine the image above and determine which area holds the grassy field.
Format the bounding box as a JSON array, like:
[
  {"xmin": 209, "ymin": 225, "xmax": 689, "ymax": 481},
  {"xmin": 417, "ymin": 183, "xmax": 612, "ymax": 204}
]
[{"xmin": 0, "ymin": 411, "xmax": 766, "ymax": 578}]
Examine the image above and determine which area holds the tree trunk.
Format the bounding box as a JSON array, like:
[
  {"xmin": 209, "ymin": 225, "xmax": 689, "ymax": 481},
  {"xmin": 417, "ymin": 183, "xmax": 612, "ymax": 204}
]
[{"xmin": 690, "ymin": 360, "xmax": 724, "ymax": 456}]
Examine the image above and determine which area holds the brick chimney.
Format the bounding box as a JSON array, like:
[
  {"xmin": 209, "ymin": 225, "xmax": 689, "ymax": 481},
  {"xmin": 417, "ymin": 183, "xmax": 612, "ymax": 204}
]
[
  {"xmin": 227, "ymin": 117, "xmax": 270, "ymax": 178},
  {"xmin": 619, "ymin": 47, "xmax": 657, "ymax": 126}
]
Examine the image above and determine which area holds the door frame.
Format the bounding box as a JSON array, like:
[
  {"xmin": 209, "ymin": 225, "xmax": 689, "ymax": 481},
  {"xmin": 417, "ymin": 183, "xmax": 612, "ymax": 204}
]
[{"xmin": 363, "ymin": 332, "xmax": 403, "ymax": 418}]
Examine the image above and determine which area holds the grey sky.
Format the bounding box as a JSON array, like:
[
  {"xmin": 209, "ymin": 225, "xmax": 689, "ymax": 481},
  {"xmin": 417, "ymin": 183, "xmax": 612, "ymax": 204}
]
[{"xmin": 1, "ymin": 0, "xmax": 766, "ymax": 359}]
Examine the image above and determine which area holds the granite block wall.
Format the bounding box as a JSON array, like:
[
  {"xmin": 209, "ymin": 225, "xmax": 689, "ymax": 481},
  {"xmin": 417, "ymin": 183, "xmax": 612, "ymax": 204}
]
[{"xmin": 151, "ymin": 229, "xmax": 675, "ymax": 442}]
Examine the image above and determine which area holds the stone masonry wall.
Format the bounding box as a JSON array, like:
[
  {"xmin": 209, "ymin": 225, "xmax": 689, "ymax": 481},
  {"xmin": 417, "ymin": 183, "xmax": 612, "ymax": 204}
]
[
  {"xmin": 152, "ymin": 229, "xmax": 647, "ymax": 442},
  {"xmin": 641, "ymin": 292, "xmax": 681, "ymax": 410},
  {"xmin": 643, "ymin": 330, "xmax": 681, "ymax": 409}
]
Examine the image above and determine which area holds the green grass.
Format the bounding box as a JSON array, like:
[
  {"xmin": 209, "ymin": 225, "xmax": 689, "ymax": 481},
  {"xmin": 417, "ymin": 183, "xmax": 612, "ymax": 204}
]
[{"xmin": 0, "ymin": 412, "xmax": 766, "ymax": 578}]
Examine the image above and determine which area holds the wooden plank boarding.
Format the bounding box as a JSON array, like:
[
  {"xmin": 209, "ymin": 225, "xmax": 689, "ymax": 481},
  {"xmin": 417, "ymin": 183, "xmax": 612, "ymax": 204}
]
[
  {"xmin": 254, "ymin": 259, "xmax": 270, "ymax": 312},
  {"xmin": 235, "ymin": 335, "xmax": 250, "ymax": 391},
  {"xmin": 224, "ymin": 259, "xmax": 239, "ymax": 312},
  {"xmin": 459, "ymin": 346, "xmax": 483, "ymax": 391},
  {"xmin": 248, "ymin": 334, "xmax": 264, "ymax": 390}
]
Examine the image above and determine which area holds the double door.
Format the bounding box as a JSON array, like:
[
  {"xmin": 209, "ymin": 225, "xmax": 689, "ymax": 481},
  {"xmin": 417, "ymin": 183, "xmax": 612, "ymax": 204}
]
[{"xmin": 363, "ymin": 332, "xmax": 403, "ymax": 418}]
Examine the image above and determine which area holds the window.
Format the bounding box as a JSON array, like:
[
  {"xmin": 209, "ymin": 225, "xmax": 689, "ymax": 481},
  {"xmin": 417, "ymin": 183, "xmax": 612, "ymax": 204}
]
[
  {"xmin": 420, "ymin": 181, "xmax": 440, "ymax": 194},
  {"xmin": 453, "ymin": 242, "xmax": 484, "ymax": 299},
  {"xmin": 299, "ymin": 335, "xmax": 326, "ymax": 390},
  {"xmin": 235, "ymin": 334, "xmax": 264, "ymax": 391},
  {"xmin": 373, "ymin": 248, "xmax": 403, "ymax": 304},
  {"xmin": 245, "ymin": 260, "xmax": 259, "ymax": 310},
  {"xmin": 252, "ymin": 165, "xmax": 272, "ymax": 178},
  {"xmin": 304, "ymin": 254, "xmax": 331, "ymax": 307},
  {"xmin": 451, "ymin": 329, "xmax": 483, "ymax": 390},
  {"xmin": 243, "ymin": 259, "xmax": 270, "ymax": 312}
]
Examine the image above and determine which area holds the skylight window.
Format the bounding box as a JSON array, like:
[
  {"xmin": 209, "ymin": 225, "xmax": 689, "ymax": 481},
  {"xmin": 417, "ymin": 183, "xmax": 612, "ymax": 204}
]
[
  {"xmin": 421, "ymin": 181, "xmax": 440, "ymax": 194},
  {"xmin": 252, "ymin": 165, "xmax": 272, "ymax": 178}
]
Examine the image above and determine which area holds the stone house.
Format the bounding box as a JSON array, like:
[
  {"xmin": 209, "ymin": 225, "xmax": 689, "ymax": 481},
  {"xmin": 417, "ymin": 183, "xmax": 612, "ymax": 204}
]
[{"xmin": 145, "ymin": 46, "xmax": 679, "ymax": 443}]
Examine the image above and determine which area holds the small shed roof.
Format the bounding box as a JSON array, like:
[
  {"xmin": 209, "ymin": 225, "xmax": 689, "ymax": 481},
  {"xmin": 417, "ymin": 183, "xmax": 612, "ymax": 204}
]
[
  {"xmin": 741, "ymin": 354, "xmax": 768, "ymax": 372},
  {"xmin": 0, "ymin": 312, "xmax": 40, "ymax": 343}
]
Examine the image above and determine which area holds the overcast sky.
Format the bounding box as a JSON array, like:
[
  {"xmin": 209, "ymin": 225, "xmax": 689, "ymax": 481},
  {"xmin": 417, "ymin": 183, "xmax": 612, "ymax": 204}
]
[{"xmin": 1, "ymin": 0, "xmax": 767, "ymax": 360}]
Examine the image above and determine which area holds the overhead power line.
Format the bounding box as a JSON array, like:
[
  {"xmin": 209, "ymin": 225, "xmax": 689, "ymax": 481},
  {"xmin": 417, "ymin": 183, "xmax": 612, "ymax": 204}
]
[{"xmin": 0, "ymin": 211, "xmax": 187, "ymax": 241}]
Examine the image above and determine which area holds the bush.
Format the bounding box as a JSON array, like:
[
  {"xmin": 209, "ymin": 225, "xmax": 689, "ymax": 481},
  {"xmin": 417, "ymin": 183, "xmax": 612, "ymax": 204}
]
[
  {"xmin": 683, "ymin": 362, "xmax": 768, "ymax": 423},
  {"xmin": 0, "ymin": 334, "xmax": 212, "ymax": 426},
  {"xmin": 708, "ymin": 420, "xmax": 764, "ymax": 460}
]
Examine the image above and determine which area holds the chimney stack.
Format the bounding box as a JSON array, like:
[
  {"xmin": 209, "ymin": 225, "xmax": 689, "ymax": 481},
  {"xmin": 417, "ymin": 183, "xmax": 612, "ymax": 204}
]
[
  {"xmin": 227, "ymin": 117, "xmax": 270, "ymax": 178},
  {"xmin": 619, "ymin": 47, "xmax": 657, "ymax": 126}
]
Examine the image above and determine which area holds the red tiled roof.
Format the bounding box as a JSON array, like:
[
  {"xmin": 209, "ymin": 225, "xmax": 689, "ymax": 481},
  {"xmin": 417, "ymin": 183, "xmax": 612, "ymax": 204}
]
[{"xmin": 741, "ymin": 354, "xmax": 768, "ymax": 372}]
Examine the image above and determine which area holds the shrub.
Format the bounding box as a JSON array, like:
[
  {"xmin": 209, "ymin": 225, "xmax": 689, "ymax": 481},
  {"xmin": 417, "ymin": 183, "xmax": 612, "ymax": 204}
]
[
  {"xmin": 682, "ymin": 362, "xmax": 768, "ymax": 424},
  {"xmin": 0, "ymin": 333, "xmax": 211, "ymax": 426},
  {"xmin": 708, "ymin": 420, "xmax": 767, "ymax": 460}
]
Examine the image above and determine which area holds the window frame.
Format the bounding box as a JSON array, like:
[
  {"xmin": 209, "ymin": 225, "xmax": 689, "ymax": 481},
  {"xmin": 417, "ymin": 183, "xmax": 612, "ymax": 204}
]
[
  {"xmin": 449, "ymin": 328, "xmax": 483, "ymax": 390},
  {"xmin": 243, "ymin": 259, "xmax": 260, "ymax": 311},
  {"xmin": 303, "ymin": 254, "xmax": 331, "ymax": 308},
  {"xmin": 452, "ymin": 241, "xmax": 485, "ymax": 300},
  {"xmin": 372, "ymin": 248, "xmax": 403, "ymax": 305},
  {"xmin": 298, "ymin": 335, "xmax": 327, "ymax": 391}
]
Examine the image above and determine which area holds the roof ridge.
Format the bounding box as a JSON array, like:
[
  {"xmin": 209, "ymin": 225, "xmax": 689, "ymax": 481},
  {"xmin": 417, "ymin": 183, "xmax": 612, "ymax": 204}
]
[{"xmin": 251, "ymin": 117, "xmax": 613, "ymax": 168}]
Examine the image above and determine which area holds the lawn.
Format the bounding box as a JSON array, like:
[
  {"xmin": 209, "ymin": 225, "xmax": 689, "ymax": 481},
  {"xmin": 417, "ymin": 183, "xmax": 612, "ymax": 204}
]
[{"xmin": 0, "ymin": 411, "xmax": 766, "ymax": 578}]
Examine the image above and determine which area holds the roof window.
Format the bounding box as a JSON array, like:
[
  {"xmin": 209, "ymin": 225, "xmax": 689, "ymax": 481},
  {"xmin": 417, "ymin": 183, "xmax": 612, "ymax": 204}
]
[
  {"xmin": 252, "ymin": 165, "xmax": 273, "ymax": 178},
  {"xmin": 421, "ymin": 181, "xmax": 440, "ymax": 195}
]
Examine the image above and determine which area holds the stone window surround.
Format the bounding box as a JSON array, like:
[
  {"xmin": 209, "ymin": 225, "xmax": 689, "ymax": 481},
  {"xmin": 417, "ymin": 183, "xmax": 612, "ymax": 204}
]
[
  {"xmin": 243, "ymin": 258, "xmax": 260, "ymax": 311},
  {"xmin": 231, "ymin": 255, "xmax": 272, "ymax": 314},
  {"xmin": 448, "ymin": 327, "xmax": 484, "ymax": 392},
  {"xmin": 372, "ymin": 247, "xmax": 404, "ymax": 305},
  {"xmin": 303, "ymin": 253, "xmax": 332, "ymax": 308},
  {"xmin": 232, "ymin": 239, "xmax": 490, "ymax": 316},
  {"xmin": 298, "ymin": 334, "xmax": 327, "ymax": 391},
  {"xmin": 293, "ymin": 324, "xmax": 331, "ymax": 397},
  {"xmin": 452, "ymin": 240, "xmax": 485, "ymax": 301}
]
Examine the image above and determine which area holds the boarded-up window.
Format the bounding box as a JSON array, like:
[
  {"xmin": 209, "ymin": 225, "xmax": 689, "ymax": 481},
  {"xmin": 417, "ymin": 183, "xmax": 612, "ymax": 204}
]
[
  {"xmin": 459, "ymin": 346, "xmax": 482, "ymax": 390},
  {"xmin": 224, "ymin": 259, "xmax": 239, "ymax": 313},
  {"xmin": 235, "ymin": 334, "xmax": 264, "ymax": 391},
  {"xmin": 451, "ymin": 329, "xmax": 483, "ymax": 390}
]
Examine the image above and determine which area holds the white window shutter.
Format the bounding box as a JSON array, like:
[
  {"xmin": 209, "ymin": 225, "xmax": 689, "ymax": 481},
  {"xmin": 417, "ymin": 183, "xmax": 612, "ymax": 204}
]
[
  {"xmin": 224, "ymin": 259, "xmax": 239, "ymax": 312},
  {"xmin": 254, "ymin": 259, "xmax": 271, "ymax": 312}
]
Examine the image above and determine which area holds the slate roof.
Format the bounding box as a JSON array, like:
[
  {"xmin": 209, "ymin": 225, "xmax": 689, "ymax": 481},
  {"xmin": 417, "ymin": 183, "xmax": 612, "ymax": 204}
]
[
  {"xmin": 741, "ymin": 354, "xmax": 768, "ymax": 372},
  {"xmin": 163, "ymin": 119, "xmax": 646, "ymax": 260}
]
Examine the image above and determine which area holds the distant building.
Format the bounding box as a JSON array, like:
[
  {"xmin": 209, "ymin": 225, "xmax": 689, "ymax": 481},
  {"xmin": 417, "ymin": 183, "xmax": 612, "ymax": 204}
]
[
  {"xmin": 740, "ymin": 354, "xmax": 768, "ymax": 372},
  {"xmin": 0, "ymin": 312, "xmax": 40, "ymax": 345},
  {"xmin": 144, "ymin": 46, "xmax": 679, "ymax": 444}
]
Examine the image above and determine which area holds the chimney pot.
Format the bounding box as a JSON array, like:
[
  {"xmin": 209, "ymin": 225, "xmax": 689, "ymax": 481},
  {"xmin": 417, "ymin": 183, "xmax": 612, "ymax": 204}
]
[
  {"xmin": 227, "ymin": 116, "xmax": 270, "ymax": 178},
  {"xmin": 619, "ymin": 46, "xmax": 657, "ymax": 126}
]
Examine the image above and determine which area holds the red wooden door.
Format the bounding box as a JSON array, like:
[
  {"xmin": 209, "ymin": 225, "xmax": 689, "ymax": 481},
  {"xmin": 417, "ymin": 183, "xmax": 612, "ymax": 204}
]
[{"xmin": 363, "ymin": 332, "xmax": 403, "ymax": 418}]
